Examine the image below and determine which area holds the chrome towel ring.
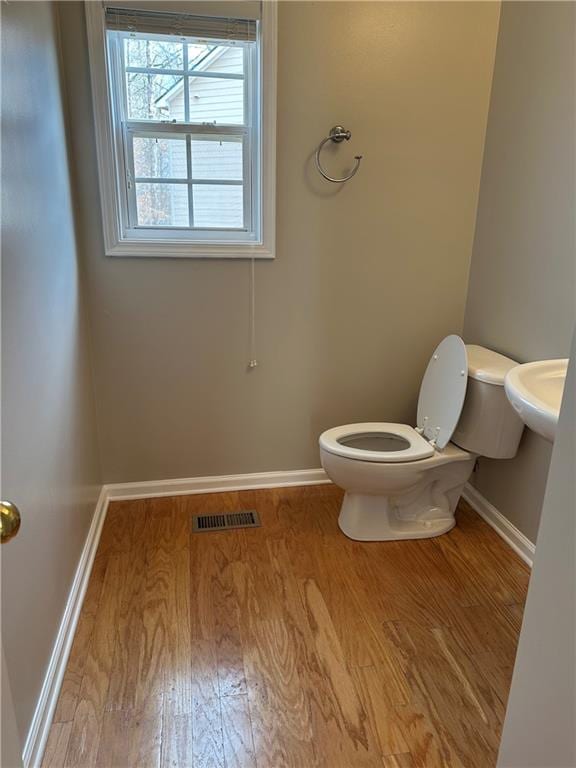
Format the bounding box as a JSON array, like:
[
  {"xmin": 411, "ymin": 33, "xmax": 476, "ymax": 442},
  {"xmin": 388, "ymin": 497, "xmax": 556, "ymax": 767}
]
[{"xmin": 315, "ymin": 125, "xmax": 363, "ymax": 183}]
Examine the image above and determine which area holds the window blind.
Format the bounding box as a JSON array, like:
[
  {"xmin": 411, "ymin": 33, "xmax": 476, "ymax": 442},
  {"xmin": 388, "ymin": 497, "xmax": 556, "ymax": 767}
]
[{"xmin": 104, "ymin": 6, "xmax": 257, "ymax": 42}]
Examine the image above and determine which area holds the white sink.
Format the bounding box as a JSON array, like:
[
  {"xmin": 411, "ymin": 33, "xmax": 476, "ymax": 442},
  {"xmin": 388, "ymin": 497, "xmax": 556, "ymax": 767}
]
[{"xmin": 504, "ymin": 359, "xmax": 568, "ymax": 442}]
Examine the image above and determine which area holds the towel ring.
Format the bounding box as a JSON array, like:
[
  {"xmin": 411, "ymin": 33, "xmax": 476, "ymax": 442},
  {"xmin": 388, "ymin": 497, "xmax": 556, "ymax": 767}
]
[{"xmin": 315, "ymin": 125, "xmax": 363, "ymax": 183}]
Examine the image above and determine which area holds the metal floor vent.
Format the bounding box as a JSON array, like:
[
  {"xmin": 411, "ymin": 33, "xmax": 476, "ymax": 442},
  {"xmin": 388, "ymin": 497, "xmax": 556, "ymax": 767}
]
[{"xmin": 192, "ymin": 510, "xmax": 261, "ymax": 533}]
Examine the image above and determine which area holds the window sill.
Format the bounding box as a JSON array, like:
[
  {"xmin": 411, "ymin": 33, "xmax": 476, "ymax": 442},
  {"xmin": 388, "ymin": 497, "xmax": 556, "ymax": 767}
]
[{"xmin": 105, "ymin": 239, "xmax": 275, "ymax": 259}]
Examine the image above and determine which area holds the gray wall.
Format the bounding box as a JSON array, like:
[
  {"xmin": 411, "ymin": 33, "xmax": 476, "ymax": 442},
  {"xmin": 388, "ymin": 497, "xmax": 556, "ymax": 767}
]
[
  {"xmin": 1, "ymin": 1, "xmax": 101, "ymax": 746},
  {"xmin": 463, "ymin": 1, "xmax": 576, "ymax": 542},
  {"xmin": 497, "ymin": 331, "xmax": 576, "ymax": 768},
  {"xmin": 58, "ymin": 1, "xmax": 499, "ymax": 483}
]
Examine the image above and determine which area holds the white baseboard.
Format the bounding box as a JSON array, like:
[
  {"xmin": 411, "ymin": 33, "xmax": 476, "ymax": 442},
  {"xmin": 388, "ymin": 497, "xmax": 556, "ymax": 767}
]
[
  {"xmin": 105, "ymin": 467, "xmax": 331, "ymax": 501},
  {"xmin": 23, "ymin": 486, "xmax": 110, "ymax": 768},
  {"xmin": 462, "ymin": 482, "xmax": 535, "ymax": 567}
]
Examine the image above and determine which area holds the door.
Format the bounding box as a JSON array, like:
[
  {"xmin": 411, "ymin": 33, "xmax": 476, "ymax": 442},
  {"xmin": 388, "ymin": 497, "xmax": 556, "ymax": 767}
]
[{"xmin": 1, "ymin": 6, "xmax": 102, "ymax": 766}]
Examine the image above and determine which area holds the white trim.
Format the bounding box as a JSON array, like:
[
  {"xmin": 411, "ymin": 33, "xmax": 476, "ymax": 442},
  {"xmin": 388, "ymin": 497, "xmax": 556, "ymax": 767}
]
[
  {"xmin": 462, "ymin": 482, "xmax": 535, "ymax": 567},
  {"xmin": 23, "ymin": 487, "xmax": 109, "ymax": 768},
  {"xmin": 85, "ymin": 1, "xmax": 277, "ymax": 259},
  {"xmin": 104, "ymin": 238, "xmax": 274, "ymax": 259},
  {"xmin": 258, "ymin": 0, "xmax": 277, "ymax": 262},
  {"xmin": 105, "ymin": 467, "xmax": 331, "ymax": 501}
]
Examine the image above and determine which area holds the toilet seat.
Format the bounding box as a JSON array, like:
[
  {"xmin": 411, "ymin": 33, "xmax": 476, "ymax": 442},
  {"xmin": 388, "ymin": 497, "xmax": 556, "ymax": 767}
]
[
  {"xmin": 416, "ymin": 335, "xmax": 468, "ymax": 448},
  {"xmin": 319, "ymin": 423, "xmax": 435, "ymax": 463},
  {"xmin": 319, "ymin": 336, "xmax": 469, "ymax": 465}
]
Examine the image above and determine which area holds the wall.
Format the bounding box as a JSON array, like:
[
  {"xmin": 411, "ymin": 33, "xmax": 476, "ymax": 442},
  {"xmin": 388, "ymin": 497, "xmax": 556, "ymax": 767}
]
[
  {"xmin": 1, "ymin": 1, "xmax": 101, "ymax": 748},
  {"xmin": 463, "ymin": 1, "xmax": 576, "ymax": 543},
  {"xmin": 58, "ymin": 1, "xmax": 500, "ymax": 483},
  {"xmin": 497, "ymin": 331, "xmax": 576, "ymax": 768}
]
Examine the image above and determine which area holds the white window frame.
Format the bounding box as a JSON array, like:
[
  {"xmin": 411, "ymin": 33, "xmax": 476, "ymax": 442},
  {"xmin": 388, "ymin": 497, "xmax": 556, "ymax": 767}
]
[{"xmin": 85, "ymin": 1, "xmax": 276, "ymax": 259}]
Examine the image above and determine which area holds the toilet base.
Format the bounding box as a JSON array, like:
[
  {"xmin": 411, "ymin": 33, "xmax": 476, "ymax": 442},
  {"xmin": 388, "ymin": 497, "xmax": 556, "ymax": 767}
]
[
  {"xmin": 320, "ymin": 440, "xmax": 475, "ymax": 542},
  {"xmin": 338, "ymin": 492, "xmax": 458, "ymax": 542}
]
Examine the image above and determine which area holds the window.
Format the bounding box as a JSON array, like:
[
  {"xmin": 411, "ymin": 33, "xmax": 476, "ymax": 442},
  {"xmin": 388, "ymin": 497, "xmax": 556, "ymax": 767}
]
[{"xmin": 86, "ymin": 2, "xmax": 276, "ymax": 258}]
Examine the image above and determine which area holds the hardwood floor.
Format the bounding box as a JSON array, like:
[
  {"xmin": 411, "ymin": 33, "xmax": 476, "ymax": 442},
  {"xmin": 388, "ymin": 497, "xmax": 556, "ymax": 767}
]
[{"xmin": 43, "ymin": 485, "xmax": 530, "ymax": 768}]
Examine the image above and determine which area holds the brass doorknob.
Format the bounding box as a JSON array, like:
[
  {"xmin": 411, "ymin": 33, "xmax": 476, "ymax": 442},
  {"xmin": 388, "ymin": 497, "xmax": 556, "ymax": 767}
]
[{"xmin": 0, "ymin": 501, "xmax": 21, "ymax": 543}]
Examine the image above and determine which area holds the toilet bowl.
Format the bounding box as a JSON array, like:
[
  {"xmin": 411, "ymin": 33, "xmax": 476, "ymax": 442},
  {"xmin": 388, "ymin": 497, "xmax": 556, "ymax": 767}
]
[
  {"xmin": 320, "ymin": 423, "xmax": 474, "ymax": 540},
  {"xmin": 319, "ymin": 336, "xmax": 525, "ymax": 541}
]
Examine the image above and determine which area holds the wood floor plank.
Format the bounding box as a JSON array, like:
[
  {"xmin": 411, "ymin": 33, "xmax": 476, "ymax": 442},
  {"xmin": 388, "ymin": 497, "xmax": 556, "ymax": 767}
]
[
  {"xmin": 52, "ymin": 553, "xmax": 108, "ymax": 723},
  {"xmin": 95, "ymin": 709, "xmax": 162, "ymax": 768},
  {"xmin": 211, "ymin": 536, "xmax": 248, "ymax": 698},
  {"xmin": 190, "ymin": 639, "xmax": 225, "ymax": 768},
  {"xmin": 267, "ymin": 537, "xmax": 377, "ymax": 768},
  {"xmin": 299, "ymin": 577, "xmax": 378, "ymax": 766},
  {"xmin": 390, "ymin": 620, "xmax": 500, "ymax": 767},
  {"xmin": 468, "ymin": 650, "xmax": 515, "ymax": 710},
  {"xmin": 104, "ymin": 516, "xmax": 146, "ymax": 713},
  {"xmin": 313, "ymin": 545, "xmax": 411, "ymax": 705},
  {"xmin": 41, "ymin": 722, "xmax": 72, "ymax": 768},
  {"xmin": 501, "ymin": 601, "xmax": 525, "ymax": 633},
  {"xmin": 232, "ymin": 521, "xmax": 316, "ymax": 765},
  {"xmin": 164, "ymin": 546, "xmax": 193, "ymax": 716},
  {"xmin": 134, "ymin": 506, "xmax": 172, "ymax": 717},
  {"xmin": 187, "ymin": 491, "xmax": 247, "ymax": 641},
  {"xmin": 192, "ymin": 696, "xmax": 225, "ymax": 768},
  {"xmin": 393, "ymin": 701, "xmax": 465, "ymax": 768},
  {"xmin": 351, "ymin": 665, "xmax": 410, "ymax": 757},
  {"xmin": 64, "ymin": 554, "xmax": 126, "ymax": 768},
  {"xmin": 160, "ymin": 713, "xmax": 194, "ymax": 768},
  {"xmin": 445, "ymin": 602, "xmax": 520, "ymax": 668},
  {"xmin": 96, "ymin": 501, "xmax": 139, "ymax": 557},
  {"xmin": 437, "ymin": 504, "xmax": 530, "ymax": 607},
  {"xmin": 47, "ymin": 486, "xmax": 527, "ymax": 768},
  {"xmin": 312, "ymin": 542, "xmax": 402, "ymax": 670},
  {"xmin": 239, "ymin": 605, "xmax": 315, "ymax": 765},
  {"xmin": 382, "ymin": 754, "xmax": 415, "ymax": 768},
  {"xmin": 221, "ymin": 694, "xmax": 257, "ymax": 768},
  {"xmin": 190, "ymin": 528, "xmax": 219, "ymax": 641}
]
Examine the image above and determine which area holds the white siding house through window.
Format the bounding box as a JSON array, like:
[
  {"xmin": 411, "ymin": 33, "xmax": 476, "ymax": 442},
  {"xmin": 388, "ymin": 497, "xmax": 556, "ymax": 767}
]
[{"xmin": 147, "ymin": 46, "xmax": 246, "ymax": 229}]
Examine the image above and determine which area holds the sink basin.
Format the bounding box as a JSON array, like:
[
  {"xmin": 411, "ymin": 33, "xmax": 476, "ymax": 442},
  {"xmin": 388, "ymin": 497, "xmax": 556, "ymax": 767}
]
[{"xmin": 504, "ymin": 359, "xmax": 568, "ymax": 442}]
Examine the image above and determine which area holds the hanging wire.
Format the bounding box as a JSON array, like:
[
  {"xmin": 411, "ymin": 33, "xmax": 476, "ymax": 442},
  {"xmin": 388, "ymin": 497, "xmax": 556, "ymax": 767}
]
[{"xmin": 248, "ymin": 256, "xmax": 258, "ymax": 369}]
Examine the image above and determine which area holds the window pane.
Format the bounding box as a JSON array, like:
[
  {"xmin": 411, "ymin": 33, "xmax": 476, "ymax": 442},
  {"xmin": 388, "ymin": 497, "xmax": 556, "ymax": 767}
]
[
  {"xmin": 133, "ymin": 136, "xmax": 187, "ymax": 179},
  {"xmin": 125, "ymin": 38, "xmax": 183, "ymax": 70},
  {"xmin": 192, "ymin": 184, "xmax": 243, "ymax": 228},
  {"xmin": 187, "ymin": 43, "xmax": 215, "ymax": 70},
  {"xmin": 126, "ymin": 72, "xmax": 184, "ymax": 120},
  {"xmin": 191, "ymin": 137, "xmax": 242, "ymax": 181},
  {"xmin": 136, "ymin": 183, "xmax": 189, "ymax": 227},
  {"xmin": 188, "ymin": 77, "xmax": 244, "ymax": 125},
  {"xmin": 188, "ymin": 44, "xmax": 244, "ymax": 75}
]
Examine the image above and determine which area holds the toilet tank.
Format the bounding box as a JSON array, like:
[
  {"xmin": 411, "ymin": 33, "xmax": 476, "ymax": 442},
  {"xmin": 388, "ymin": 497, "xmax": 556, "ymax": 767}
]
[{"xmin": 451, "ymin": 345, "xmax": 525, "ymax": 459}]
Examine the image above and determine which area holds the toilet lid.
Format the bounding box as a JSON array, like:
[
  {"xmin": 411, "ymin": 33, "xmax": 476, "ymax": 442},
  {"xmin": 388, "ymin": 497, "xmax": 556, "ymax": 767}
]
[{"xmin": 416, "ymin": 335, "xmax": 468, "ymax": 449}]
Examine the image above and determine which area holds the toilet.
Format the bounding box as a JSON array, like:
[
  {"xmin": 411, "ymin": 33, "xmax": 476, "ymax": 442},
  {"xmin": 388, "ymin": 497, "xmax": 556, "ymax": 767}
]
[{"xmin": 319, "ymin": 336, "xmax": 525, "ymax": 541}]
